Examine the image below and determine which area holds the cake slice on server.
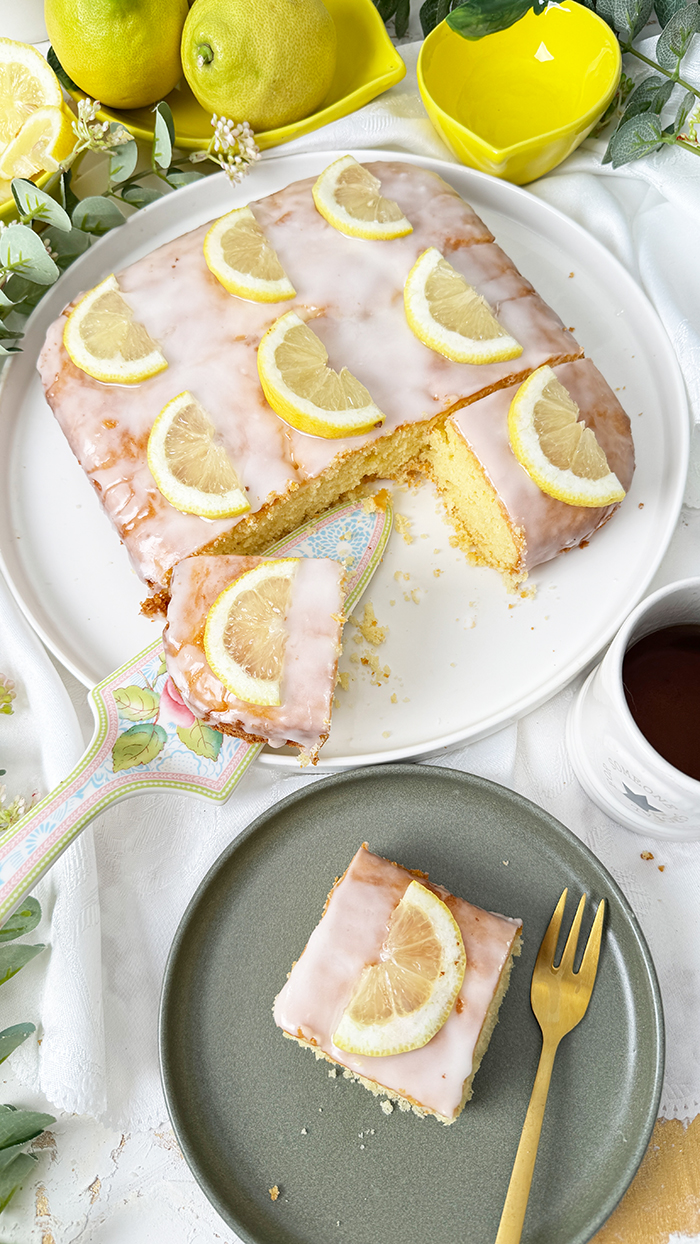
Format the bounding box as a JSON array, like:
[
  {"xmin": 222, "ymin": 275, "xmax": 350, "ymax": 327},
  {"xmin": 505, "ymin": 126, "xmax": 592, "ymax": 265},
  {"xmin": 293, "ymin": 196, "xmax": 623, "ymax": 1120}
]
[
  {"xmin": 162, "ymin": 554, "xmax": 346, "ymax": 765},
  {"xmin": 273, "ymin": 844, "xmax": 522, "ymax": 1123}
]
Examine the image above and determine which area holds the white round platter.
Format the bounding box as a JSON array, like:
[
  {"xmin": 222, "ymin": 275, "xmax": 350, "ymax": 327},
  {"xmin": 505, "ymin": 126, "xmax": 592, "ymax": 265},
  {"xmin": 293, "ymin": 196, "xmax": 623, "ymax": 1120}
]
[{"xmin": 0, "ymin": 150, "xmax": 688, "ymax": 770}]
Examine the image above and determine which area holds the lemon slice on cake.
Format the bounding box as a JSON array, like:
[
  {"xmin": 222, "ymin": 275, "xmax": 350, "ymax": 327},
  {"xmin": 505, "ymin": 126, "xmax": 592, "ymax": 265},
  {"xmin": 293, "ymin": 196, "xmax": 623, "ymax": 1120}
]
[
  {"xmin": 508, "ymin": 366, "xmax": 626, "ymax": 507},
  {"xmin": 147, "ymin": 391, "xmax": 250, "ymax": 518},
  {"xmin": 333, "ymin": 880, "xmax": 466, "ymax": 1057},
  {"xmin": 257, "ymin": 310, "xmax": 386, "ymax": 439},
  {"xmin": 63, "ymin": 275, "xmax": 168, "ymax": 384},
  {"xmin": 203, "ymin": 207, "xmax": 296, "ymax": 302},
  {"xmin": 204, "ymin": 559, "xmax": 299, "ymax": 706},
  {"xmin": 0, "ymin": 105, "xmax": 74, "ymax": 179},
  {"xmin": 0, "ymin": 38, "xmax": 63, "ymax": 149},
  {"xmin": 312, "ymin": 154, "xmax": 412, "ymax": 241},
  {"xmin": 404, "ymin": 248, "xmax": 523, "ymax": 365}
]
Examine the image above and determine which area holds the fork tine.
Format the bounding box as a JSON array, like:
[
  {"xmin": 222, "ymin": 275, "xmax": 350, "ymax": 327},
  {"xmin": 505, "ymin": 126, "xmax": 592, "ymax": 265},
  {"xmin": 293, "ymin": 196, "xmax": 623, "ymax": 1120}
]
[
  {"xmin": 535, "ymin": 887, "xmax": 568, "ymax": 971},
  {"xmin": 558, "ymin": 893, "xmax": 587, "ymax": 973},
  {"xmin": 577, "ymin": 898, "xmax": 606, "ymax": 987}
]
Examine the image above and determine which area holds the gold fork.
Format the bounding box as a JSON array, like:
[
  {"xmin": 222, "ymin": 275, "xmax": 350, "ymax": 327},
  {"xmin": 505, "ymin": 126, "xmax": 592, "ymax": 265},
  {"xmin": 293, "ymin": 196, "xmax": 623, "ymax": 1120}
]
[{"xmin": 495, "ymin": 888, "xmax": 606, "ymax": 1244}]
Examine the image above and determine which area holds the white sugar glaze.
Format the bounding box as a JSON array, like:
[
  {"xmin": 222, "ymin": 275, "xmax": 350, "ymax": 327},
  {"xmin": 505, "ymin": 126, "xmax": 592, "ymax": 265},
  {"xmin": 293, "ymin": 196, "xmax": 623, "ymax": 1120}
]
[
  {"xmin": 448, "ymin": 358, "xmax": 636, "ymax": 570},
  {"xmin": 273, "ymin": 845, "xmax": 521, "ymax": 1121},
  {"xmin": 37, "ymin": 161, "xmax": 583, "ymax": 590},
  {"xmin": 163, "ymin": 554, "xmax": 344, "ymax": 756}
]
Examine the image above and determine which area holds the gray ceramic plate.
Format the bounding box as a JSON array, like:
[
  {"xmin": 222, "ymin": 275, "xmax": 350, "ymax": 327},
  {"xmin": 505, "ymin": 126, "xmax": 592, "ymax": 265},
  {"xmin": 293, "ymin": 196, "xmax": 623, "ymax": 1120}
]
[{"xmin": 159, "ymin": 765, "xmax": 664, "ymax": 1244}]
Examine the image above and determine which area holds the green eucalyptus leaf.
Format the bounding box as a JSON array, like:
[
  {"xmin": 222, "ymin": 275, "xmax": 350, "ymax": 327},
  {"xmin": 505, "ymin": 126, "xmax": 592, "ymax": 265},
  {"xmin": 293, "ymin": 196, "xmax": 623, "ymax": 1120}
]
[
  {"xmin": 112, "ymin": 723, "xmax": 167, "ymax": 772},
  {"xmin": 0, "ymin": 898, "xmax": 40, "ymax": 943},
  {"xmin": 72, "ymin": 196, "xmax": 125, "ymax": 236},
  {"xmin": 153, "ymin": 103, "xmax": 174, "ymax": 169},
  {"xmin": 0, "ymin": 323, "xmax": 21, "ymax": 340},
  {"xmin": 62, "ymin": 169, "xmax": 80, "ymax": 217},
  {"xmin": 0, "ymin": 225, "xmax": 59, "ymax": 286},
  {"xmin": 607, "ymin": 111, "xmax": 670, "ymax": 166},
  {"xmin": 674, "ymin": 87, "xmax": 697, "ymax": 131},
  {"xmin": 655, "ymin": 0, "xmax": 692, "ymax": 23},
  {"xmin": 0, "ymin": 1109, "xmax": 53, "ymax": 1151},
  {"xmin": 0, "ymin": 944, "xmax": 45, "ymax": 987},
  {"xmin": 46, "ymin": 46, "xmax": 79, "ymax": 92},
  {"xmin": 621, "ymin": 74, "xmax": 676, "ymax": 124},
  {"xmin": 165, "ymin": 169, "xmax": 206, "ymax": 188},
  {"xmin": 0, "ymin": 1140, "xmax": 32, "ymax": 1172},
  {"xmin": 10, "ymin": 181, "xmax": 71, "ymax": 233},
  {"xmin": 42, "ymin": 225, "xmax": 91, "ymax": 270},
  {"xmin": 593, "ymin": 0, "xmax": 617, "ymax": 28},
  {"xmin": 0, "ymin": 342, "xmax": 21, "ymax": 355},
  {"xmin": 394, "ymin": 0, "xmax": 411, "ymax": 35},
  {"xmin": 109, "ymin": 139, "xmax": 138, "ymax": 185},
  {"xmin": 656, "ymin": 1, "xmax": 700, "ymax": 69},
  {"xmin": 176, "ymin": 722, "xmax": 223, "ymax": 761},
  {"xmin": 0, "ymin": 1151, "xmax": 38, "ymax": 1212},
  {"xmin": 375, "ymin": 0, "xmax": 398, "ymax": 20},
  {"xmin": 121, "ymin": 184, "xmax": 165, "ymax": 208},
  {"xmin": 419, "ymin": 0, "xmax": 452, "ymax": 33},
  {"xmin": 447, "ymin": 0, "xmax": 532, "ymax": 40},
  {"xmin": 3, "ymin": 274, "xmax": 53, "ymax": 313},
  {"xmin": 0, "ymin": 289, "xmax": 13, "ymax": 309},
  {"xmin": 612, "ymin": 0, "xmax": 654, "ymax": 36},
  {"xmin": 0, "ymin": 1024, "xmax": 35, "ymax": 1065}
]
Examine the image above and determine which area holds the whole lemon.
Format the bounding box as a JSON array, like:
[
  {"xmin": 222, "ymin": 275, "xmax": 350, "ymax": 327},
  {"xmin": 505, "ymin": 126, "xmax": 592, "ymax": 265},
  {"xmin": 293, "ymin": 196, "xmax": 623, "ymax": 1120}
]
[
  {"xmin": 44, "ymin": 0, "xmax": 189, "ymax": 110},
  {"xmin": 181, "ymin": 0, "xmax": 337, "ymax": 132}
]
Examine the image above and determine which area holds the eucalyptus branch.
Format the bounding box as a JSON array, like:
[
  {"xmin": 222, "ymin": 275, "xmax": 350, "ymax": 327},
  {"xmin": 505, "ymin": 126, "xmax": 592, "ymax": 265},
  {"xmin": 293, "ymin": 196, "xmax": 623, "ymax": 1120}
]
[{"xmin": 620, "ymin": 41, "xmax": 700, "ymax": 96}]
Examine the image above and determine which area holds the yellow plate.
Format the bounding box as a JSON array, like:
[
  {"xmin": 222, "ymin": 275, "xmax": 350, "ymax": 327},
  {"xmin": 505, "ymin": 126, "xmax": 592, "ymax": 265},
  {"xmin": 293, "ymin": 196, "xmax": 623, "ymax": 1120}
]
[
  {"xmin": 66, "ymin": 0, "xmax": 405, "ymax": 152},
  {"xmin": 417, "ymin": 1, "xmax": 621, "ymax": 185}
]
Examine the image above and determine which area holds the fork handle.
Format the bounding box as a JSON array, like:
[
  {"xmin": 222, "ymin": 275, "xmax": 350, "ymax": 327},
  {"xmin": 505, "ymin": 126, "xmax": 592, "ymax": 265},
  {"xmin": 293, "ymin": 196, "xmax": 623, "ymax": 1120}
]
[{"xmin": 494, "ymin": 1034, "xmax": 560, "ymax": 1244}]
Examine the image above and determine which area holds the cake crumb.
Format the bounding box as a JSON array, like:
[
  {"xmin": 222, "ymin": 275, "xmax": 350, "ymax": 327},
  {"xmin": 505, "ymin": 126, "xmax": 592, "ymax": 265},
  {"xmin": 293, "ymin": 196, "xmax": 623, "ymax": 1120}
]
[
  {"xmin": 350, "ymin": 652, "xmax": 360, "ymax": 664},
  {"xmin": 389, "ymin": 599, "xmax": 396, "ymax": 606},
  {"xmin": 361, "ymin": 487, "xmax": 391, "ymax": 513},
  {"xmin": 503, "ymin": 860, "xmax": 509, "ymax": 866},
  {"xmin": 381, "ymin": 1100, "xmax": 394, "ymax": 1115},
  {"xmin": 391, "ymin": 693, "xmax": 397, "ymax": 703},
  {"xmin": 433, "ymin": 568, "xmax": 443, "ymax": 577},
  {"xmin": 638, "ymin": 502, "xmax": 644, "ymax": 509},
  {"xmin": 350, "ymin": 602, "xmax": 388, "ymax": 646},
  {"xmin": 360, "ymin": 1143, "xmax": 365, "ymax": 1149},
  {"xmin": 641, "ymin": 851, "xmax": 654, "ymax": 860},
  {"xmin": 433, "ymin": 548, "xmax": 441, "ymax": 554},
  {"xmin": 394, "ymin": 514, "xmax": 413, "ymax": 544},
  {"xmin": 382, "ymin": 731, "xmax": 391, "ymax": 738},
  {"xmin": 394, "ymin": 570, "xmax": 410, "ymax": 582},
  {"xmin": 301, "ymin": 1127, "xmax": 308, "ymax": 1134},
  {"xmin": 319, "ymin": 1107, "xmax": 323, "ymax": 1112},
  {"xmin": 269, "ymin": 1186, "xmax": 280, "ymax": 1201},
  {"xmin": 403, "ymin": 696, "xmax": 410, "ymax": 703},
  {"xmin": 410, "ymin": 589, "xmax": 421, "ymax": 604},
  {"xmin": 658, "ymin": 865, "xmax": 665, "ymax": 872},
  {"xmin": 328, "ymin": 1068, "xmax": 337, "ymax": 1078},
  {"xmin": 398, "ymin": 1099, "xmax": 411, "ymax": 1112},
  {"xmin": 337, "ymin": 671, "xmax": 350, "ymax": 691}
]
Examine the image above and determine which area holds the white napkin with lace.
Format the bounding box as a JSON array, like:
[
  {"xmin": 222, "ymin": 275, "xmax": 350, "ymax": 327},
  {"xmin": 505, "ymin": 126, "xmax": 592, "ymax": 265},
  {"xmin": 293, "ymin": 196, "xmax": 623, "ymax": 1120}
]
[{"xmin": 2, "ymin": 18, "xmax": 700, "ymax": 1131}]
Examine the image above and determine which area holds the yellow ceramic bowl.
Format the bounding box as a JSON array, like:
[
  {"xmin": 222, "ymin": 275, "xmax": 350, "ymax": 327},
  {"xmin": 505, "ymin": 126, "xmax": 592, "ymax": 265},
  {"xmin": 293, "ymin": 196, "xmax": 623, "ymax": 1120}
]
[
  {"xmin": 417, "ymin": 1, "xmax": 621, "ymax": 185},
  {"xmin": 67, "ymin": 0, "xmax": 405, "ymax": 152}
]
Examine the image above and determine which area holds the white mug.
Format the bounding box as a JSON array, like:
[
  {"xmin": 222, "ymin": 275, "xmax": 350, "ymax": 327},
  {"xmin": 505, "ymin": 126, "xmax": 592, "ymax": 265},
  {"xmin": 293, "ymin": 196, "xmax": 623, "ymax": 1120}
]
[
  {"xmin": 0, "ymin": 1, "xmax": 47, "ymax": 43},
  {"xmin": 567, "ymin": 578, "xmax": 700, "ymax": 840}
]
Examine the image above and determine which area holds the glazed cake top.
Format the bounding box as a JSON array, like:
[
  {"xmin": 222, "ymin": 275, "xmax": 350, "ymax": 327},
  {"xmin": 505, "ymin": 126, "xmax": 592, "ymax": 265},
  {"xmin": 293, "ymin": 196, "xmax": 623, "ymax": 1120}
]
[
  {"xmin": 163, "ymin": 554, "xmax": 344, "ymax": 758},
  {"xmin": 273, "ymin": 844, "xmax": 521, "ymax": 1121},
  {"xmin": 38, "ymin": 160, "xmax": 582, "ymax": 590}
]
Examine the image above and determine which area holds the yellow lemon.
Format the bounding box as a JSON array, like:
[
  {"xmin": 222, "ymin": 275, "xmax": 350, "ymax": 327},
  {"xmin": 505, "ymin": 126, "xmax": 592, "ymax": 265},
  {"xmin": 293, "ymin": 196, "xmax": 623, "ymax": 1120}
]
[
  {"xmin": 0, "ymin": 106, "xmax": 74, "ymax": 180},
  {"xmin": 404, "ymin": 247, "xmax": 523, "ymax": 364},
  {"xmin": 204, "ymin": 559, "xmax": 300, "ymax": 706},
  {"xmin": 508, "ymin": 365, "xmax": 626, "ymax": 507},
  {"xmin": 44, "ymin": 0, "xmax": 188, "ymax": 110},
  {"xmin": 312, "ymin": 155, "xmax": 413, "ymax": 241},
  {"xmin": 333, "ymin": 881, "xmax": 467, "ymax": 1057},
  {"xmin": 63, "ymin": 274, "xmax": 168, "ymax": 385},
  {"xmin": 203, "ymin": 207, "xmax": 296, "ymax": 302},
  {"xmin": 147, "ymin": 391, "xmax": 250, "ymax": 519},
  {"xmin": 181, "ymin": 0, "xmax": 337, "ymax": 132},
  {"xmin": 0, "ymin": 38, "xmax": 63, "ymax": 150}
]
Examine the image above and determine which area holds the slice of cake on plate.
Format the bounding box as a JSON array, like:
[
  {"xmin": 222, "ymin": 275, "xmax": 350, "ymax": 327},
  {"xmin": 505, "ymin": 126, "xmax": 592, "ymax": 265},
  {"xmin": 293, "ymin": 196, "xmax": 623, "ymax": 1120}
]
[
  {"xmin": 273, "ymin": 843, "xmax": 522, "ymax": 1123},
  {"xmin": 163, "ymin": 554, "xmax": 345, "ymax": 765}
]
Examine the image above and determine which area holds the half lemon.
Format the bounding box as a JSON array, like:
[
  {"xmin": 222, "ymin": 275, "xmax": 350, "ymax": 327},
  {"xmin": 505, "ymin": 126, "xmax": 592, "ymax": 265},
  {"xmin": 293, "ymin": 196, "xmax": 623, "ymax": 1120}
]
[
  {"xmin": 404, "ymin": 247, "xmax": 523, "ymax": 365},
  {"xmin": 204, "ymin": 559, "xmax": 299, "ymax": 706},
  {"xmin": 312, "ymin": 154, "xmax": 412, "ymax": 241},
  {"xmin": 333, "ymin": 880, "xmax": 467, "ymax": 1057},
  {"xmin": 0, "ymin": 104, "xmax": 74, "ymax": 179},
  {"xmin": 257, "ymin": 310, "xmax": 386, "ymax": 439},
  {"xmin": 0, "ymin": 38, "xmax": 63, "ymax": 149},
  {"xmin": 147, "ymin": 391, "xmax": 250, "ymax": 519},
  {"xmin": 63, "ymin": 274, "xmax": 168, "ymax": 384},
  {"xmin": 508, "ymin": 365, "xmax": 626, "ymax": 507},
  {"xmin": 203, "ymin": 206, "xmax": 296, "ymax": 302}
]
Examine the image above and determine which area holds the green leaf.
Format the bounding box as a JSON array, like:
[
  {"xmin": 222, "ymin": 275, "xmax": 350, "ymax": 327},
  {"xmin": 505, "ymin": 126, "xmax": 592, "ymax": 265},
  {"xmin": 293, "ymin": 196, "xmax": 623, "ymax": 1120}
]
[
  {"xmin": 109, "ymin": 139, "xmax": 138, "ymax": 185},
  {"xmin": 113, "ymin": 685, "xmax": 160, "ymax": 722},
  {"xmin": 0, "ymin": 289, "xmax": 13, "ymax": 309},
  {"xmin": 395, "ymin": 0, "xmax": 411, "ymax": 35},
  {"xmin": 0, "ymin": 1024, "xmax": 34, "ymax": 1066},
  {"xmin": 10, "ymin": 181, "xmax": 71, "ymax": 233},
  {"xmin": 0, "ymin": 898, "xmax": 41, "ymax": 943},
  {"xmin": 2, "ymin": 274, "xmax": 51, "ymax": 314},
  {"xmin": 112, "ymin": 723, "xmax": 167, "ymax": 772},
  {"xmin": 674, "ymin": 87, "xmax": 696, "ymax": 131},
  {"xmin": 612, "ymin": 0, "xmax": 654, "ymax": 36},
  {"xmin": 0, "ymin": 1140, "xmax": 33, "ymax": 1172},
  {"xmin": 0, "ymin": 323, "xmax": 22, "ymax": 340},
  {"xmin": 0, "ymin": 1151, "xmax": 38, "ymax": 1212},
  {"xmin": 121, "ymin": 185, "xmax": 165, "ymax": 208},
  {"xmin": 622, "ymin": 74, "xmax": 675, "ymax": 120},
  {"xmin": 419, "ymin": 0, "xmax": 453, "ymax": 33},
  {"xmin": 656, "ymin": 1, "xmax": 700, "ymax": 69},
  {"xmin": 62, "ymin": 168, "xmax": 80, "ymax": 217},
  {"xmin": 0, "ymin": 1109, "xmax": 53, "ymax": 1151},
  {"xmin": 42, "ymin": 225, "xmax": 91, "ymax": 270},
  {"xmin": 0, "ymin": 342, "xmax": 21, "ymax": 355},
  {"xmin": 375, "ymin": 0, "xmax": 398, "ymax": 21},
  {"xmin": 656, "ymin": 0, "xmax": 692, "ymax": 23},
  {"xmin": 165, "ymin": 169, "xmax": 206, "ymax": 188},
  {"xmin": 0, "ymin": 944, "xmax": 45, "ymax": 987},
  {"xmin": 607, "ymin": 112, "xmax": 670, "ymax": 166},
  {"xmin": 71, "ymin": 196, "xmax": 124, "ymax": 236},
  {"xmin": 0, "ymin": 225, "xmax": 59, "ymax": 286},
  {"xmin": 46, "ymin": 46, "xmax": 79, "ymax": 92},
  {"xmin": 153, "ymin": 103, "xmax": 174, "ymax": 169},
  {"xmin": 447, "ymin": 0, "xmax": 532, "ymax": 40},
  {"xmin": 176, "ymin": 722, "xmax": 223, "ymax": 761}
]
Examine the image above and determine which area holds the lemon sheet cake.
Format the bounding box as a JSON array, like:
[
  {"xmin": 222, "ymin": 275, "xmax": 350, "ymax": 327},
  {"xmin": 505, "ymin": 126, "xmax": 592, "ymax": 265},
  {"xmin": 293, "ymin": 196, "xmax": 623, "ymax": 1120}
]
[
  {"xmin": 273, "ymin": 843, "xmax": 522, "ymax": 1124},
  {"xmin": 163, "ymin": 553, "xmax": 344, "ymax": 761},
  {"xmin": 37, "ymin": 159, "xmax": 590, "ymax": 599}
]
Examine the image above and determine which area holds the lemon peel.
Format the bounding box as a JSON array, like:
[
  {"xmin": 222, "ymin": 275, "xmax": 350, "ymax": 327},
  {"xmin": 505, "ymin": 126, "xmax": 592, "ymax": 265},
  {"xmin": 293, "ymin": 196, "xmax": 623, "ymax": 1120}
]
[
  {"xmin": 404, "ymin": 247, "xmax": 523, "ymax": 364},
  {"xmin": 147, "ymin": 391, "xmax": 250, "ymax": 519},
  {"xmin": 312, "ymin": 155, "xmax": 412, "ymax": 241},
  {"xmin": 204, "ymin": 559, "xmax": 299, "ymax": 706},
  {"xmin": 63, "ymin": 275, "xmax": 168, "ymax": 385},
  {"xmin": 333, "ymin": 880, "xmax": 467, "ymax": 1057},
  {"xmin": 508, "ymin": 365, "xmax": 626, "ymax": 507}
]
